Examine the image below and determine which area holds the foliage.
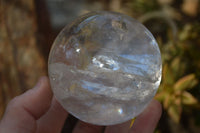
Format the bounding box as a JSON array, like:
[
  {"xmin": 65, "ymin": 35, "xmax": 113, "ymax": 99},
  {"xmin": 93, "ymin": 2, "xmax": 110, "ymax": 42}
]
[
  {"xmin": 155, "ymin": 18, "xmax": 200, "ymax": 123},
  {"xmin": 126, "ymin": 0, "xmax": 200, "ymax": 124},
  {"xmin": 131, "ymin": 0, "xmax": 160, "ymax": 15}
]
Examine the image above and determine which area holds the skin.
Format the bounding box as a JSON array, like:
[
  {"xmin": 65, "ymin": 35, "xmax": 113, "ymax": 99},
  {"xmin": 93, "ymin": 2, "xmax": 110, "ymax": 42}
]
[{"xmin": 0, "ymin": 76, "xmax": 162, "ymax": 133}]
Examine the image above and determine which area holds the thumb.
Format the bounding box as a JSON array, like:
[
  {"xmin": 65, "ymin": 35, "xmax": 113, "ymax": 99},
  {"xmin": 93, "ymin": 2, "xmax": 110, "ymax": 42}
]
[{"xmin": 0, "ymin": 76, "xmax": 53, "ymax": 133}]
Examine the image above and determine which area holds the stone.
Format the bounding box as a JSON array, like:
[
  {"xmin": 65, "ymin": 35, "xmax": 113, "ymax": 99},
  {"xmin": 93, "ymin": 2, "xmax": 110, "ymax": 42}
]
[{"xmin": 48, "ymin": 11, "xmax": 162, "ymax": 125}]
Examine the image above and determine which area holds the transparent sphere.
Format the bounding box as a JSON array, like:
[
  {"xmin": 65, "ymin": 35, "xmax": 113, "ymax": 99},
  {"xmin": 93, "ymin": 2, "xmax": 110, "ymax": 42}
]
[{"xmin": 48, "ymin": 11, "xmax": 162, "ymax": 125}]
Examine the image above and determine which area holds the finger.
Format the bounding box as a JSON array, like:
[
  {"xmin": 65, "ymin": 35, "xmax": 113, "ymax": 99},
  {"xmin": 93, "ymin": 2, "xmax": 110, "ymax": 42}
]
[
  {"xmin": 36, "ymin": 97, "xmax": 68, "ymax": 133},
  {"xmin": 104, "ymin": 120, "xmax": 131, "ymax": 133},
  {"xmin": 0, "ymin": 76, "xmax": 53, "ymax": 133},
  {"xmin": 72, "ymin": 121, "xmax": 104, "ymax": 133},
  {"xmin": 130, "ymin": 99, "xmax": 162, "ymax": 133},
  {"xmin": 104, "ymin": 99, "xmax": 162, "ymax": 133}
]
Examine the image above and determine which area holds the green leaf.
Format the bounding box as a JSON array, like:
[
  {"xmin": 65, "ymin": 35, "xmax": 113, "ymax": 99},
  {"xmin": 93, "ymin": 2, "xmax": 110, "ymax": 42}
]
[
  {"xmin": 168, "ymin": 104, "xmax": 182, "ymax": 123},
  {"xmin": 162, "ymin": 64, "xmax": 175, "ymax": 85},
  {"xmin": 171, "ymin": 57, "xmax": 180, "ymax": 74},
  {"xmin": 174, "ymin": 74, "xmax": 198, "ymax": 91},
  {"xmin": 155, "ymin": 91, "xmax": 166, "ymax": 102},
  {"xmin": 182, "ymin": 91, "xmax": 198, "ymax": 105},
  {"xmin": 163, "ymin": 92, "xmax": 172, "ymax": 109}
]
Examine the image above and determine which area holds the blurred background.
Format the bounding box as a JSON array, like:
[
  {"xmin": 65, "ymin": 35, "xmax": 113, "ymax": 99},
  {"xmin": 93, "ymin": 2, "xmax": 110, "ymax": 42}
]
[{"xmin": 0, "ymin": 0, "xmax": 200, "ymax": 132}]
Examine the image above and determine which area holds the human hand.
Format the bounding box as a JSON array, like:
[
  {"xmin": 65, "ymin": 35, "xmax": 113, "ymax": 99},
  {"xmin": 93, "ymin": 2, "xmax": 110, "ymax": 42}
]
[{"xmin": 0, "ymin": 76, "xmax": 162, "ymax": 133}]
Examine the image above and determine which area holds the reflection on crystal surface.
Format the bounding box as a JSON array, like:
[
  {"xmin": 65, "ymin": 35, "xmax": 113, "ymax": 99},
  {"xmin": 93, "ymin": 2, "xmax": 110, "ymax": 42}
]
[{"xmin": 48, "ymin": 11, "xmax": 162, "ymax": 125}]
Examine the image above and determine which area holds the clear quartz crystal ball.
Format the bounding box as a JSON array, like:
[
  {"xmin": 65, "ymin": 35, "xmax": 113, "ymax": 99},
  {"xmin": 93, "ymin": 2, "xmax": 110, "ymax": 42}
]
[{"xmin": 48, "ymin": 11, "xmax": 162, "ymax": 125}]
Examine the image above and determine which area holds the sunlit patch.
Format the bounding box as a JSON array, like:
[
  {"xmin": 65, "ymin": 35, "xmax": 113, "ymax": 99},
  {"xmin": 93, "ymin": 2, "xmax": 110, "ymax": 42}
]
[
  {"xmin": 76, "ymin": 48, "xmax": 80, "ymax": 53},
  {"xmin": 118, "ymin": 108, "xmax": 123, "ymax": 114},
  {"xmin": 100, "ymin": 63, "xmax": 104, "ymax": 67}
]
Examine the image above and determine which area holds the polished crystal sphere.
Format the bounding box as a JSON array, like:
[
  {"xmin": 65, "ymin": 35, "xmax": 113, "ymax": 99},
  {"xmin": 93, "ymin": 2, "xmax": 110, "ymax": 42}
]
[{"xmin": 48, "ymin": 11, "xmax": 162, "ymax": 125}]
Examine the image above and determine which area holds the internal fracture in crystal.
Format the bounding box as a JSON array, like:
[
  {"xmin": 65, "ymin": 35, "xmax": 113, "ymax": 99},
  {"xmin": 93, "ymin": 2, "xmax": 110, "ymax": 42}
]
[{"xmin": 48, "ymin": 11, "xmax": 162, "ymax": 125}]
